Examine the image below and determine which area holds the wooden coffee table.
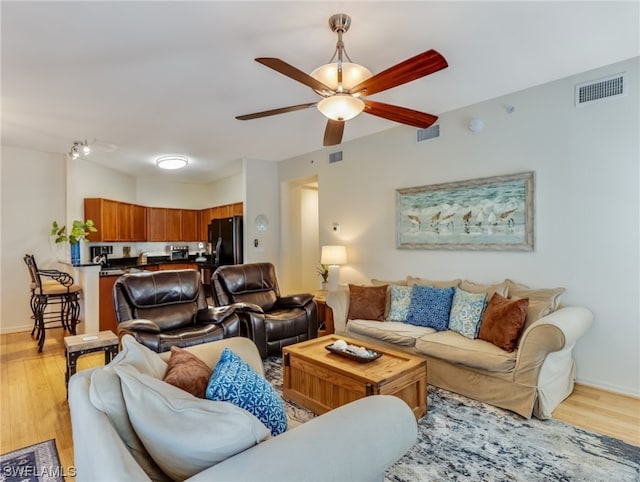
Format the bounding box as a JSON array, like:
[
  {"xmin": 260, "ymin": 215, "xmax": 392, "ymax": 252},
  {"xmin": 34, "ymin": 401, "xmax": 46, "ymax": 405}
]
[{"xmin": 283, "ymin": 334, "xmax": 427, "ymax": 419}]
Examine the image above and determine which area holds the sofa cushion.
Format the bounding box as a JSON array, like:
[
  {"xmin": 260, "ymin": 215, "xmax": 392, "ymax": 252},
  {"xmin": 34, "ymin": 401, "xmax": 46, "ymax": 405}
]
[
  {"xmin": 478, "ymin": 293, "xmax": 529, "ymax": 352},
  {"xmin": 406, "ymin": 285, "xmax": 455, "ymax": 331},
  {"xmin": 206, "ymin": 348, "xmax": 287, "ymax": 436},
  {"xmin": 448, "ymin": 288, "xmax": 488, "ymax": 339},
  {"xmin": 387, "ymin": 284, "xmax": 413, "ymax": 322},
  {"xmin": 163, "ymin": 346, "xmax": 212, "ymax": 398},
  {"xmin": 346, "ymin": 320, "xmax": 435, "ymax": 346},
  {"xmin": 407, "ymin": 276, "xmax": 461, "ymax": 288},
  {"xmin": 347, "ymin": 284, "xmax": 387, "ymax": 321},
  {"xmin": 415, "ymin": 331, "xmax": 517, "ymax": 373},
  {"xmin": 459, "ymin": 279, "xmax": 509, "ymax": 298},
  {"xmin": 506, "ymin": 279, "xmax": 565, "ymax": 316},
  {"xmin": 88, "ymin": 336, "xmax": 171, "ymax": 482},
  {"xmin": 114, "ymin": 363, "xmax": 271, "ymax": 481},
  {"xmin": 371, "ymin": 278, "xmax": 406, "ymax": 318}
]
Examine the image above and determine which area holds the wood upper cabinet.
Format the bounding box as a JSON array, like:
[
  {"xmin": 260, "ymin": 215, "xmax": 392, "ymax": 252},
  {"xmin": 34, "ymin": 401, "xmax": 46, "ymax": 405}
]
[
  {"xmin": 231, "ymin": 202, "xmax": 243, "ymax": 216},
  {"xmin": 165, "ymin": 208, "xmax": 182, "ymax": 242},
  {"xmin": 146, "ymin": 207, "xmax": 166, "ymax": 242},
  {"xmin": 84, "ymin": 198, "xmax": 120, "ymax": 242},
  {"xmin": 131, "ymin": 204, "xmax": 147, "ymax": 241},
  {"xmin": 117, "ymin": 203, "xmax": 133, "ymax": 241},
  {"xmin": 182, "ymin": 209, "xmax": 199, "ymax": 242},
  {"xmin": 199, "ymin": 208, "xmax": 214, "ymax": 240}
]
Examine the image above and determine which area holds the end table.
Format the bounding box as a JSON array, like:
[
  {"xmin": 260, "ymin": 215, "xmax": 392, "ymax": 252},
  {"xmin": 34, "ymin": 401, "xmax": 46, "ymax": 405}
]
[{"xmin": 64, "ymin": 330, "xmax": 119, "ymax": 393}]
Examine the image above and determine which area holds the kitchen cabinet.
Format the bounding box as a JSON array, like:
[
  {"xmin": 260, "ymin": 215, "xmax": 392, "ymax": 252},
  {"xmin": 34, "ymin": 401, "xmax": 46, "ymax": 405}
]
[
  {"xmin": 165, "ymin": 208, "xmax": 182, "ymax": 241},
  {"xmin": 118, "ymin": 203, "xmax": 133, "ymax": 241},
  {"xmin": 158, "ymin": 262, "xmax": 198, "ymax": 271},
  {"xmin": 146, "ymin": 207, "xmax": 166, "ymax": 241},
  {"xmin": 99, "ymin": 274, "xmax": 120, "ymax": 333},
  {"xmin": 84, "ymin": 198, "xmax": 120, "ymax": 242},
  {"xmin": 131, "ymin": 204, "xmax": 147, "ymax": 241},
  {"xmin": 182, "ymin": 209, "xmax": 199, "ymax": 241},
  {"xmin": 231, "ymin": 202, "xmax": 243, "ymax": 216}
]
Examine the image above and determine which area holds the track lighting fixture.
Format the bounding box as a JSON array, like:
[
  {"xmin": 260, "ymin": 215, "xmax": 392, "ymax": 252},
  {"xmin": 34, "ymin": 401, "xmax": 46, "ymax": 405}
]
[{"xmin": 69, "ymin": 140, "xmax": 91, "ymax": 159}]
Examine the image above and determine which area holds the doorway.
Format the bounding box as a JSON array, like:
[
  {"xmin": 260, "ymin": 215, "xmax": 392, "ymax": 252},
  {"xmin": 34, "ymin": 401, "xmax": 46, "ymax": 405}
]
[{"xmin": 279, "ymin": 175, "xmax": 319, "ymax": 294}]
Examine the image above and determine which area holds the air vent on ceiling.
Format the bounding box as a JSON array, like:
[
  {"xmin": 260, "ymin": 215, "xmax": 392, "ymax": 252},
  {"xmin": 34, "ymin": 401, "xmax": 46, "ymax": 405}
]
[
  {"xmin": 329, "ymin": 151, "xmax": 343, "ymax": 163},
  {"xmin": 416, "ymin": 124, "xmax": 440, "ymax": 143},
  {"xmin": 575, "ymin": 72, "xmax": 627, "ymax": 106}
]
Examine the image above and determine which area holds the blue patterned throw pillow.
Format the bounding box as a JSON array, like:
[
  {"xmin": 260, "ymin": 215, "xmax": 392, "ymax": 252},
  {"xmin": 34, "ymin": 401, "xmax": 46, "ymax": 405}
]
[
  {"xmin": 387, "ymin": 284, "xmax": 413, "ymax": 321},
  {"xmin": 206, "ymin": 348, "xmax": 287, "ymax": 436},
  {"xmin": 448, "ymin": 288, "xmax": 488, "ymax": 339},
  {"xmin": 406, "ymin": 285, "xmax": 455, "ymax": 331}
]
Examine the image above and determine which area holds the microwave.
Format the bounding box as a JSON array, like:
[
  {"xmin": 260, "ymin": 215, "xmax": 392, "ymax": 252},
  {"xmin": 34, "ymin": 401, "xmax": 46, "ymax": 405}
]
[{"xmin": 170, "ymin": 246, "xmax": 189, "ymax": 261}]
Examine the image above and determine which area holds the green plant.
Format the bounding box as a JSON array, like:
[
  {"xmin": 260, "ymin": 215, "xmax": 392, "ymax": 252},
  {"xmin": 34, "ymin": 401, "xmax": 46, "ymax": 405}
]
[
  {"xmin": 50, "ymin": 219, "xmax": 97, "ymax": 245},
  {"xmin": 316, "ymin": 263, "xmax": 329, "ymax": 283}
]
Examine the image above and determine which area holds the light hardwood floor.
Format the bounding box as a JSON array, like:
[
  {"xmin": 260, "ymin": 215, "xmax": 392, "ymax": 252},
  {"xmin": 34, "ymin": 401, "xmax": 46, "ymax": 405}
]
[{"xmin": 1, "ymin": 329, "xmax": 639, "ymax": 480}]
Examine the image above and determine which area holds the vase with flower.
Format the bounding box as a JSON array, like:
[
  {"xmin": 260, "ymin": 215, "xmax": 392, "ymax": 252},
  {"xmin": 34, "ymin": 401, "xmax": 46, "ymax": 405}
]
[
  {"xmin": 50, "ymin": 219, "xmax": 97, "ymax": 265},
  {"xmin": 317, "ymin": 263, "xmax": 329, "ymax": 290}
]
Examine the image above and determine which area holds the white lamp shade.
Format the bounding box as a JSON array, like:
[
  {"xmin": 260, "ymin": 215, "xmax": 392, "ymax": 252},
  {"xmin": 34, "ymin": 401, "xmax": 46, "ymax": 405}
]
[
  {"xmin": 317, "ymin": 95, "xmax": 365, "ymax": 121},
  {"xmin": 310, "ymin": 62, "xmax": 372, "ymax": 92},
  {"xmin": 321, "ymin": 245, "xmax": 347, "ymax": 266}
]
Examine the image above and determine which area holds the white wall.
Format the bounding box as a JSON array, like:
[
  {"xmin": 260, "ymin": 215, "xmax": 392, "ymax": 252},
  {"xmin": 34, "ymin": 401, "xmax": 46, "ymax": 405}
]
[
  {"xmin": 278, "ymin": 57, "xmax": 640, "ymax": 396},
  {"xmin": 1, "ymin": 146, "xmax": 66, "ymax": 332},
  {"xmin": 243, "ymin": 158, "xmax": 279, "ymax": 267}
]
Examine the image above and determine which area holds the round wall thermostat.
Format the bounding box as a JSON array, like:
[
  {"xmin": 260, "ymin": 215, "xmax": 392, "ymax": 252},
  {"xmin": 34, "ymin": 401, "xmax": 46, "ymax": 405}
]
[{"xmin": 255, "ymin": 214, "xmax": 269, "ymax": 231}]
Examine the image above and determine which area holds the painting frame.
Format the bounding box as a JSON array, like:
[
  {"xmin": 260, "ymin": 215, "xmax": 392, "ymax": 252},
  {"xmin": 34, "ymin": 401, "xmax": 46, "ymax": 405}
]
[{"xmin": 396, "ymin": 172, "xmax": 534, "ymax": 251}]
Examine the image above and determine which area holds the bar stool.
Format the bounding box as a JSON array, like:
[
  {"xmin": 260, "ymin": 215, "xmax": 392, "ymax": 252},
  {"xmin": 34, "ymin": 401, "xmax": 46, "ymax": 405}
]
[{"xmin": 24, "ymin": 254, "xmax": 82, "ymax": 352}]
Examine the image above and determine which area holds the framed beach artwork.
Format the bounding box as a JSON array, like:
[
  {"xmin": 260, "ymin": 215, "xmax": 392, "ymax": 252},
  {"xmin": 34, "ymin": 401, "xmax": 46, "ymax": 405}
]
[{"xmin": 396, "ymin": 172, "xmax": 534, "ymax": 251}]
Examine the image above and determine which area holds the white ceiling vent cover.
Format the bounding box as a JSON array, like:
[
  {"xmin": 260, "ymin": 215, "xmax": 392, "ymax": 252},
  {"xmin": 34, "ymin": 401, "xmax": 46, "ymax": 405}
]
[
  {"xmin": 416, "ymin": 124, "xmax": 440, "ymax": 143},
  {"xmin": 575, "ymin": 72, "xmax": 627, "ymax": 106}
]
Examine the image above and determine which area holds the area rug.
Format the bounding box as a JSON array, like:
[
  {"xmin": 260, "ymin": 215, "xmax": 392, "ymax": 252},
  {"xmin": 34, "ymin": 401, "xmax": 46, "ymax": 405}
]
[
  {"xmin": 0, "ymin": 439, "xmax": 64, "ymax": 482},
  {"xmin": 264, "ymin": 357, "xmax": 640, "ymax": 482}
]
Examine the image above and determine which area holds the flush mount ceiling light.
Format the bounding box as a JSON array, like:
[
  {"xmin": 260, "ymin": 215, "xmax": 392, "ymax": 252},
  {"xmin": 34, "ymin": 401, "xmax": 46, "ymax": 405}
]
[
  {"xmin": 69, "ymin": 140, "xmax": 90, "ymax": 159},
  {"xmin": 156, "ymin": 155, "xmax": 189, "ymax": 170},
  {"xmin": 236, "ymin": 13, "xmax": 448, "ymax": 147}
]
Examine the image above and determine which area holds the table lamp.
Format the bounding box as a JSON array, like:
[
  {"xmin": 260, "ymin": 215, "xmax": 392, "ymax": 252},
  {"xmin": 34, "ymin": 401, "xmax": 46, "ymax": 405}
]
[{"xmin": 320, "ymin": 245, "xmax": 347, "ymax": 291}]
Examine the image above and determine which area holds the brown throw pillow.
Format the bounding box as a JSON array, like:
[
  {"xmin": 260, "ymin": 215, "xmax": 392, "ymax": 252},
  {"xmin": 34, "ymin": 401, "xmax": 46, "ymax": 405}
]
[
  {"xmin": 347, "ymin": 284, "xmax": 388, "ymax": 321},
  {"xmin": 163, "ymin": 346, "xmax": 213, "ymax": 398},
  {"xmin": 478, "ymin": 293, "xmax": 529, "ymax": 352}
]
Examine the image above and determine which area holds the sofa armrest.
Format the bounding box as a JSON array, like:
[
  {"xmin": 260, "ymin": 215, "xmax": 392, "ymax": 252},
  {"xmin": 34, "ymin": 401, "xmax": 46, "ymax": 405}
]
[
  {"xmin": 514, "ymin": 306, "xmax": 593, "ymax": 386},
  {"xmin": 196, "ymin": 305, "xmax": 236, "ymax": 323},
  {"xmin": 232, "ymin": 302, "xmax": 265, "ymax": 314},
  {"xmin": 187, "ymin": 395, "xmax": 417, "ymax": 482},
  {"xmin": 277, "ymin": 293, "xmax": 314, "ymax": 308},
  {"xmin": 117, "ymin": 319, "xmax": 161, "ymax": 334},
  {"xmin": 325, "ymin": 286, "xmax": 350, "ymax": 333},
  {"xmin": 69, "ymin": 370, "xmax": 153, "ymax": 482}
]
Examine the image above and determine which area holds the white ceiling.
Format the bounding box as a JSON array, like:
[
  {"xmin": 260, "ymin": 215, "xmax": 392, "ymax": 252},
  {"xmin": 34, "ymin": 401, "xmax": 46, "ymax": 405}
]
[{"xmin": 2, "ymin": 1, "xmax": 638, "ymax": 183}]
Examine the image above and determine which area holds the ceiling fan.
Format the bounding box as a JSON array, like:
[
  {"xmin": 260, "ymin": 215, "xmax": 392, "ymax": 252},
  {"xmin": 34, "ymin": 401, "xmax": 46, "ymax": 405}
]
[{"xmin": 236, "ymin": 13, "xmax": 448, "ymax": 146}]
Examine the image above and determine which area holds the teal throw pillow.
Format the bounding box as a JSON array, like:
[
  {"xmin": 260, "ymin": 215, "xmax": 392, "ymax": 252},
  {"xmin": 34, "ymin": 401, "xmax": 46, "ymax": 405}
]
[
  {"xmin": 206, "ymin": 348, "xmax": 287, "ymax": 436},
  {"xmin": 387, "ymin": 284, "xmax": 413, "ymax": 322},
  {"xmin": 406, "ymin": 285, "xmax": 455, "ymax": 331},
  {"xmin": 448, "ymin": 287, "xmax": 488, "ymax": 339}
]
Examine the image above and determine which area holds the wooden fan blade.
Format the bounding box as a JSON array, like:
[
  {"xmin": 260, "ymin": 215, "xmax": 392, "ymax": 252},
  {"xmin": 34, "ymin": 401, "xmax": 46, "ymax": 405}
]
[
  {"xmin": 256, "ymin": 58, "xmax": 334, "ymax": 94},
  {"xmin": 323, "ymin": 119, "xmax": 345, "ymax": 146},
  {"xmin": 363, "ymin": 100, "xmax": 438, "ymax": 128},
  {"xmin": 236, "ymin": 102, "xmax": 317, "ymax": 121},
  {"xmin": 350, "ymin": 49, "xmax": 448, "ymax": 97}
]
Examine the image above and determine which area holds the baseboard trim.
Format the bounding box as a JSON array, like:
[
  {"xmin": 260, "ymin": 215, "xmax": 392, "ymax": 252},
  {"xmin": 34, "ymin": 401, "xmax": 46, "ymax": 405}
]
[
  {"xmin": 574, "ymin": 382, "xmax": 640, "ymax": 400},
  {"xmin": 0, "ymin": 325, "xmax": 32, "ymax": 335}
]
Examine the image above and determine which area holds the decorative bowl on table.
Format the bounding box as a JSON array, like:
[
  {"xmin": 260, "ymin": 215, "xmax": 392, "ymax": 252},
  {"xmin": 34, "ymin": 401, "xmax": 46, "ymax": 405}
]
[{"xmin": 325, "ymin": 339, "xmax": 382, "ymax": 363}]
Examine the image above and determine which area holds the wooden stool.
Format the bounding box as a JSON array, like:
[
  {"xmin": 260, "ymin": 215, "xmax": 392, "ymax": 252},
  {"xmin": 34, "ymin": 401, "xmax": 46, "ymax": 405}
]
[{"xmin": 64, "ymin": 330, "xmax": 119, "ymax": 391}]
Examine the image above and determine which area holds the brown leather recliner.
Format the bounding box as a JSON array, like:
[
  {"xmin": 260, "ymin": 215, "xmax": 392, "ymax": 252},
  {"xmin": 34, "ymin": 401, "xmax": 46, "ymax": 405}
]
[
  {"xmin": 114, "ymin": 269, "xmax": 240, "ymax": 352},
  {"xmin": 212, "ymin": 263, "xmax": 318, "ymax": 358}
]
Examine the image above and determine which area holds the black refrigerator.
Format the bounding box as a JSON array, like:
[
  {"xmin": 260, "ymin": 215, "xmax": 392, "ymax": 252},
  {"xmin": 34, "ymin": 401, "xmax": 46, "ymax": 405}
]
[{"xmin": 208, "ymin": 216, "xmax": 243, "ymax": 266}]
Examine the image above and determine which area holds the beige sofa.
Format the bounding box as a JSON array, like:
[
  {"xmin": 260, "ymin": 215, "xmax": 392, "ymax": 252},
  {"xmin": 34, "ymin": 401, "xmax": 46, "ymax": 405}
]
[
  {"xmin": 69, "ymin": 336, "xmax": 417, "ymax": 481},
  {"xmin": 326, "ymin": 277, "xmax": 593, "ymax": 419}
]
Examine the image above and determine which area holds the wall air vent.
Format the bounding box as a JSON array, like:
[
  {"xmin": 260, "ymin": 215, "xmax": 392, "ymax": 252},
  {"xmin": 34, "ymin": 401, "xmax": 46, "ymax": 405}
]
[
  {"xmin": 575, "ymin": 72, "xmax": 627, "ymax": 106},
  {"xmin": 416, "ymin": 124, "xmax": 440, "ymax": 143},
  {"xmin": 329, "ymin": 151, "xmax": 343, "ymax": 163}
]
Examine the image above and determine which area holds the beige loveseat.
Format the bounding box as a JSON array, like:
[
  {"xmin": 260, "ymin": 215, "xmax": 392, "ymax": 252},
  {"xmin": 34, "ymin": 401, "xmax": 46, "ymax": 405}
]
[
  {"xmin": 69, "ymin": 336, "xmax": 417, "ymax": 481},
  {"xmin": 326, "ymin": 277, "xmax": 592, "ymax": 419}
]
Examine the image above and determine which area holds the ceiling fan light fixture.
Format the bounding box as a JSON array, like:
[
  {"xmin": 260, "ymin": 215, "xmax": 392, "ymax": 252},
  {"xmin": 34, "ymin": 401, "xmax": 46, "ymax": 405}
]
[
  {"xmin": 156, "ymin": 155, "xmax": 189, "ymax": 170},
  {"xmin": 310, "ymin": 62, "xmax": 372, "ymax": 92},
  {"xmin": 317, "ymin": 95, "xmax": 365, "ymax": 121}
]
